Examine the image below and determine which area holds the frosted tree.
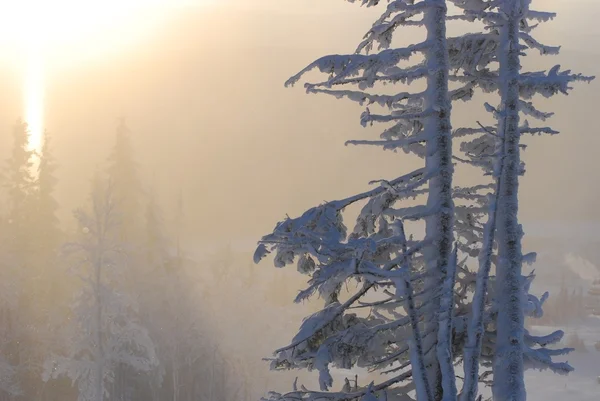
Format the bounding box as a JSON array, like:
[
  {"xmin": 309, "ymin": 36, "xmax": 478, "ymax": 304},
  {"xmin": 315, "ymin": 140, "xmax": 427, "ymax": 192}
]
[
  {"xmin": 137, "ymin": 186, "xmax": 207, "ymax": 401},
  {"xmin": 447, "ymin": 1, "xmax": 593, "ymax": 400},
  {"xmin": 255, "ymin": 0, "xmax": 466, "ymax": 400},
  {"xmin": 22, "ymin": 130, "xmax": 66, "ymax": 401},
  {"xmin": 253, "ymin": 1, "xmax": 592, "ymax": 401},
  {"xmin": 4, "ymin": 119, "xmax": 36, "ymax": 254},
  {"xmin": 106, "ymin": 118, "xmax": 143, "ymax": 244},
  {"xmin": 42, "ymin": 180, "xmax": 157, "ymax": 401},
  {"xmin": 104, "ymin": 119, "xmax": 153, "ymax": 401},
  {"xmin": 33, "ymin": 130, "xmax": 62, "ymax": 263},
  {"xmin": 1, "ymin": 119, "xmax": 38, "ymax": 399}
]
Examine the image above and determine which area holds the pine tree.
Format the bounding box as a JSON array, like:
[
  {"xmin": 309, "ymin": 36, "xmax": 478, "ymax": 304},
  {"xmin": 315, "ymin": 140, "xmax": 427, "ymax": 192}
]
[
  {"xmin": 28, "ymin": 131, "xmax": 75, "ymax": 401},
  {"xmin": 140, "ymin": 187, "xmax": 208, "ymax": 401},
  {"xmin": 254, "ymin": 1, "xmax": 590, "ymax": 401},
  {"xmin": 255, "ymin": 1, "xmax": 466, "ymax": 400},
  {"xmin": 34, "ymin": 130, "xmax": 61, "ymax": 265},
  {"xmin": 43, "ymin": 180, "xmax": 157, "ymax": 401},
  {"xmin": 451, "ymin": 1, "xmax": 592, "ymax": 400},
  {"xmin": 104, "ymin": 120, "xmax": 150, "ymax": 401},
  {"xmin": 5, "ymin": 119, "xmax": 36, "ymax": 260},
  {"xmin": 29, "ymin": 130, "xmax": 63, "ymax": 359},
  {"xmin": 106, "ymin": 118, "xmax": 143, "ymax": 245},
  {"xmin": 2, "ymin": 119, "xmax": 38, "ymax": 400}
]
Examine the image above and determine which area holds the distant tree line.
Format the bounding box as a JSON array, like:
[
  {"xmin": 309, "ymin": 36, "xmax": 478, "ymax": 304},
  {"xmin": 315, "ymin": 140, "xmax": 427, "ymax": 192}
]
[{"xmin": 0, "ymin": 119, "xmax": 264, "ymax": 401}]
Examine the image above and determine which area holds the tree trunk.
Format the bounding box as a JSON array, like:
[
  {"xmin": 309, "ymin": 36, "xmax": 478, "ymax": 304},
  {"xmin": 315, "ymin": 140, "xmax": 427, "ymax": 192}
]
[
  {"xmin": 422, "ymin": 1, "xmax": 456, "ymax": 400},
  {"xmin": 460, "ymin": 137, "xmax": 504, "ymax": 401},
  {"xmin": 492, "ymin": 1, "xmax": 526, "ymax": 400}
]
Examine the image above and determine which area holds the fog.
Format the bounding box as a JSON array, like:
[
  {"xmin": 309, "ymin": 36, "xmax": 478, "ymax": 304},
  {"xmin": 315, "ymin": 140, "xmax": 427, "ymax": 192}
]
[
  {"xmin": 0, "ymin": 1, "xmax": 597, "ymax": 240},
  {"xmin": 0, "ymin": 1, "xmax": 598, "ymax": 401}
]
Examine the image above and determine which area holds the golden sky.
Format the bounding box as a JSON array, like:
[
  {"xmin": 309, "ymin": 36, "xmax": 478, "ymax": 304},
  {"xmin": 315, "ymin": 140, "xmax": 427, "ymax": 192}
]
[{"xmin": 0, "ymin": 0, "xmax": 597, "ymax": 243}]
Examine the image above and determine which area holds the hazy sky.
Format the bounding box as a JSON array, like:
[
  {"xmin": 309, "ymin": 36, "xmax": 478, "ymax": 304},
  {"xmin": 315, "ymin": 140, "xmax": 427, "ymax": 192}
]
[{"xmin": 0, "ymin": 0, "xmax": 597, "ymax": 245}]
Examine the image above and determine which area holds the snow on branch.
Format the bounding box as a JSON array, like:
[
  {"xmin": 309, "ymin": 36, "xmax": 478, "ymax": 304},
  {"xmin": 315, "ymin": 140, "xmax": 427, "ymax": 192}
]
[
  {"xmin": 285, "ymin": 43, "xmax": 429, "ymax": 89},
  {"xmin": 519, "ymin": 65, "xmax": 595, "ymax": 99}
]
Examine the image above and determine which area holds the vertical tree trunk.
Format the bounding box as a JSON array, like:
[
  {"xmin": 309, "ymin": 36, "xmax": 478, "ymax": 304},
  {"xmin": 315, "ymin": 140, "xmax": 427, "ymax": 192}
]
[
  {"xmin": 461, "ymin": 135, "xmax": 504, "ymax": 401},
  {"xmin": 493, "ymin": 1, "xmax": 526, "ymax": 400},
  {"xmin": 422, "ymin": 1, "xmax": 456, "ymax": 400}
]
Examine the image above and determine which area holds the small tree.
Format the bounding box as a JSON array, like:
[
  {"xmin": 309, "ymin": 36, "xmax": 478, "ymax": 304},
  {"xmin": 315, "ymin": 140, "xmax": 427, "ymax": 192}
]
[
  {"xmin": 43, "ymin": 180, "xmax": 157, "ymax": 401},
  {"xmin": 4, "ymin": 119, "xmax": 36, "ymax": 253},
  {"xmin": 138, "ymin": 186, "xmax": 207, "ymax": 401},
  {"xmin": 106, "ymin": 118, "xmax": 143, "ymax": 245}
]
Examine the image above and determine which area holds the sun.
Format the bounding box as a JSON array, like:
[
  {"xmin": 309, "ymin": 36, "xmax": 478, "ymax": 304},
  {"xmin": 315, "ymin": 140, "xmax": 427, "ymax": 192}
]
[{"xmin": 0, "ymin": 0, "xmax": 213, "ymax": 167}]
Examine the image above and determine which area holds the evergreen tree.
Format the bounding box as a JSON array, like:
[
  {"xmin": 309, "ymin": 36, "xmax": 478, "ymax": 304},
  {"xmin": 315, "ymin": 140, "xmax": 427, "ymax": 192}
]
[
  {"xmin": 104, "ymin": 120, "xmax": 148, "ymax": 401},
  {"xmin": 255, "ymin": 1, "xmax": 470, "ymax": 400},
  {"xmin": 34, "ymin": 131, "xmax": 61, "ymax": 265},
  {"xmin": 2, "ymin": 119, "xmax": 37, "ymax": 400},
  {"xmin": 106, "ymin": 118, "xmax": 142, "ymax": 245},
  {"xmin": 139, "ymin": 186, "xmax": 210, "ymax": 401},
  {"xmin": 255, "ymin": 1, "xmax": 589, "ymax": 401},
  {"xmin": 5, "ymin": 119, "xmax": 36, "ymax": 260},
  {"xmin": 43, "ymin": 180, "xmax": 157, "ymax": 401},
  {"xmin": 453, "ymin": 2, "xmax": 592, "ymax": 399},
  {"xmin": 28, "ymin": 131, "xmax": 65, "ymax": 401}
]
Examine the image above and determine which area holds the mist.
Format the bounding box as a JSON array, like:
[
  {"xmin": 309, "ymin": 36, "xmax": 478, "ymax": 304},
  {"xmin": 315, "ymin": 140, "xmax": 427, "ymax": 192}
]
[{"xmin": 0, "ymin": 1, "xmax": 598, "ymax": 401}]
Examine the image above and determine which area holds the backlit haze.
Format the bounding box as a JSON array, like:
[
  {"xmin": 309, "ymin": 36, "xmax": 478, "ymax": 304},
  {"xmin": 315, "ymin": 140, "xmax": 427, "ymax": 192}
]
[
  {"xmin": 0, "ymin": 1, "xmax": 598, "ymax": 400},
  {"xmin": 0, "ymin": 0, "xmax": 596, "ymax": 243}
]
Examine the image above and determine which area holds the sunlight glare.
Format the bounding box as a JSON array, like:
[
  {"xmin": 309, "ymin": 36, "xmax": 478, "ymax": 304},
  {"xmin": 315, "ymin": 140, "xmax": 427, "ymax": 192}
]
[
  {"xmin": 24, "ymin": 40, "xmax": 44, "ymax": 159},
  {"xmin": 0, "ymin": 0, "xmax": 213, "ymax": 167}
]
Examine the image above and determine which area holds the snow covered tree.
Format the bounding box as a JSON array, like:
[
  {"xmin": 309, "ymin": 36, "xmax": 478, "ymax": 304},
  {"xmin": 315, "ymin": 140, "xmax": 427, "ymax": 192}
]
[
  {"xmin": 255, "ymin": 1, "xmax": 468, "ymax": 400},
  {"xmin": 33, "ymin": 130, "xmax": 61, "ymax": 265},
  {"xmin": 448, "ymin": 1, "xmax": 592, "ymax": 400},
  {"xmin": 4, "ymin": 119, "xmax": 36, "ymax": 261},
  {"xmin": 25, "ymin": 131, "xmax": 64, "ymax": 401},
  {"xmin": 1, "ymin": 119, "xmax": 38, "ymax": 400},
  {"xmin": 106, "ymin": 118, "xmax": 143, "ymax": 245},
  {"xmin": 254, "ymin": 1, "xmax": 591, "ymax": 401},
  {"xmin": 136, "ymin": 186, "xmax": 207, "ymax": 401},
  {"xmin": 42, "ymin": 179, "xmax": 157, "ymax": 401},
  {"xmin": 104, "ymin": 120, "xmax": 156, "ymax": 401}
]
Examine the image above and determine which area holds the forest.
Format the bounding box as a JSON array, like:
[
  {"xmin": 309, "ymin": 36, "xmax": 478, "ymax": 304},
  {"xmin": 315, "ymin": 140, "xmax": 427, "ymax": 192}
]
[
  {"xmin": 0, "ymin": 1, "xmax": 599, "ymax": 401},
  {"xmin": 0, "ymin": 116, "xmax": 332, "ymax": 401}
]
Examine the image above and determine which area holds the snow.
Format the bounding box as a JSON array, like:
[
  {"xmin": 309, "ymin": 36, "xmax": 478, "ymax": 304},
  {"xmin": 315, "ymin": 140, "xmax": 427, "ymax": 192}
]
[{"xmin": 524, "ymin": 323, "xmax": 600, "ymax": 401}]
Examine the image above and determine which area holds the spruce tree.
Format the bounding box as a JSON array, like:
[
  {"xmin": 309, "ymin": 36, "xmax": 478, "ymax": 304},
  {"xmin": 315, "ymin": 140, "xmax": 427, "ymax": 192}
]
[
  {"xmin": 34, "ymin": 130, "xmax": 61, "ymax": 264},
  {"xmin": 5, "ymin": 119, "xmax": 36, "ymax": 260},
  {"xmin": 104, "ymin": 120, "xmax": 146, "ymax": 401},
  {"xmin": 27, "ymin": 131, "xmax": 64, "ymax": 401},
  {"xmin": 43, "ymin": 179, "xmax": 157, "ymax": 401},
  {"xmin": 451, "ymin": 1, "xmax": 592, "ymax": 400},
  {"xmin": 2, "ymin": 119, "xmax": 37, "ymax": 399},
  {"xmin": 106, "ymin": 118, "xmax": 143, "ymax": 245}
]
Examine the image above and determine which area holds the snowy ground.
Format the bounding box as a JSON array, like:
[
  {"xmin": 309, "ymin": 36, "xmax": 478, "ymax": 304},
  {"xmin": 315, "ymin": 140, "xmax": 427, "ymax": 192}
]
[
  {"xmin": 525, "ymin": 322, "xmax": 600, "ymax": 401},
  {"xmin": 321, "ymin": 322, "xmax": 600, "ymax": 401}
]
